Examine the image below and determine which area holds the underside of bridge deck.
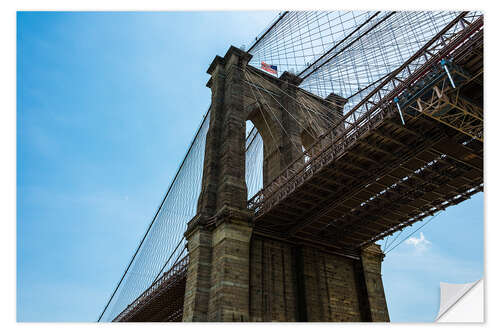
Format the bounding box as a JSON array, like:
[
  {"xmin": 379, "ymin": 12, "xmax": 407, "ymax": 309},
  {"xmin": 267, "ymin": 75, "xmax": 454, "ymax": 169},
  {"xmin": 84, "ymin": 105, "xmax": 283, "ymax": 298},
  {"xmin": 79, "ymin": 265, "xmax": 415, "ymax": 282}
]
[{"xmin": 251, "ymin": 25, "xmax": 483, "ymax": 256}]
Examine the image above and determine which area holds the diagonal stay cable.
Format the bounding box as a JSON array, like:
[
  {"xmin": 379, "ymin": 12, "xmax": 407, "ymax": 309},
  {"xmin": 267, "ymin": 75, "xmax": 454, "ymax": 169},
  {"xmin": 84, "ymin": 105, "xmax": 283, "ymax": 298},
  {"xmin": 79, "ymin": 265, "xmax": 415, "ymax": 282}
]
[
  {"xmin": 246, "ymin": 70, "xmax": 320, "ymax": 142},
  {"xmin": 248, "ymin": 11, "xmax": 290, "ymax": 53},
  {"xmin": 151, "ymin": 237, "xmax": 185, "ymax": 284},
  {"xmin": 245, "ymin": 71, "xmax": 305, "ymax": 155},
  {"xmin": 244, "ymin": 71, "xmax": 282, "ymax": 154},
  {"xmin": 383, "ymin": 229, "xmax": 404, "ymax": 253},
  {"xmin": 384, "ymin": 211, "xmax": 443, "ymax": 254},
  {"xmin": 248, "ymin": 67, "xmax": 341, "ymax": 127},
  {"xmin": 298, "ymin": 11, "xmax": 383, "ymax": 79}
]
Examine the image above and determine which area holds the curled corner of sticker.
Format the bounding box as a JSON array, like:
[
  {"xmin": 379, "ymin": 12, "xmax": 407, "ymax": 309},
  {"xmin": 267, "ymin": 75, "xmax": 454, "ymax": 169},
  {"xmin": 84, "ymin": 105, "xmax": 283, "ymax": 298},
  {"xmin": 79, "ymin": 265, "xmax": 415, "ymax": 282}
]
[{"xmin": 435, "ymin": 278, "xmax": 484, "ymax": 322}]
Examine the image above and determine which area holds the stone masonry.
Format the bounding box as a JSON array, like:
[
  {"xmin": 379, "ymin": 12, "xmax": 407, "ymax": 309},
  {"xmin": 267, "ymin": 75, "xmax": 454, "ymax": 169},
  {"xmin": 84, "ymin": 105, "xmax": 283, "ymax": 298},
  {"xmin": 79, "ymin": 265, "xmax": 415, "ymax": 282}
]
[{"xmin": 182, "ymin": 46, "xmax": 389, "ymax": 322}]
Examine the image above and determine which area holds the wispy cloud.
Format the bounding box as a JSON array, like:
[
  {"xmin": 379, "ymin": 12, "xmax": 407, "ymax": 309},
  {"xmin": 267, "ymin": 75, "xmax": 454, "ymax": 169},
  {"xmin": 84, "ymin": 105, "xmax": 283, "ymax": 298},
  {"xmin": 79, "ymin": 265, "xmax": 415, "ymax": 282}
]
[{"xmin": 405, "ymin": 232, "xmax": 431, "ymax": 250}]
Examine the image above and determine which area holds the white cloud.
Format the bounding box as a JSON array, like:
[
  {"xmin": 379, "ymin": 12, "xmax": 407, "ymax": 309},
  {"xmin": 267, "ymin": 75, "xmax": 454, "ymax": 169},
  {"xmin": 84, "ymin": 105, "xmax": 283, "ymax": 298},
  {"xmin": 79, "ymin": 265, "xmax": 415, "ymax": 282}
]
[{"xmin": 405, "ymin": 232, "xmax": 431, "ymax": 249}]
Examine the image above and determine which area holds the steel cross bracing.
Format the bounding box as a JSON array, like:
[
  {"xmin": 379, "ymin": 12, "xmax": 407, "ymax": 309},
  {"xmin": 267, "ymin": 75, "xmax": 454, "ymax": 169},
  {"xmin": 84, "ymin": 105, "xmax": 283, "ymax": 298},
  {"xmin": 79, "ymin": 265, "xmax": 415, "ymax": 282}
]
[
  {"xmin": 99, "ymin": 11, "xmax": 483, "ymax": 322},
  {"xmin": 403, "ymin": 63, "xmax": 483, "ymax": 142}
]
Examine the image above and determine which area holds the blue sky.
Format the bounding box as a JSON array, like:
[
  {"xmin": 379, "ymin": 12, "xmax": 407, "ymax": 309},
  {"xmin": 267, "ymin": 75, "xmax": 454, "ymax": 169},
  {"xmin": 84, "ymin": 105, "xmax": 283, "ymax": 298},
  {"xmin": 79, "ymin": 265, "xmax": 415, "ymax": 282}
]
[
  {"xmin": 17, "ymin": 11, "xmax": 483, "ymax": 322},
  {"xmin": 380, "ymin": 192, "xmax": 483, "ymax": 322}
]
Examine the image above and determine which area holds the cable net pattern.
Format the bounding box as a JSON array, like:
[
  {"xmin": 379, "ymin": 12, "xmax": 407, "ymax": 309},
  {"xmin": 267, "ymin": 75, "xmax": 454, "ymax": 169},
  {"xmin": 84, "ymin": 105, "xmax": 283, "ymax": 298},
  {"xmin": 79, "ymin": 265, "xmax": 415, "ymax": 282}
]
[
  {"xmin": 248, "ymin": 11, "xmax": 481, "ymax": 125},
  {"xmin": 100, "ymin": 112, "xmax": 265, "ymax": 321},
  {"xmin": 249, "ymin": 11, "xmax": 378, "ymax": 75},
  {"xmin": 99, "ymin": 111, "xmax": 209, "ymax": 321}
]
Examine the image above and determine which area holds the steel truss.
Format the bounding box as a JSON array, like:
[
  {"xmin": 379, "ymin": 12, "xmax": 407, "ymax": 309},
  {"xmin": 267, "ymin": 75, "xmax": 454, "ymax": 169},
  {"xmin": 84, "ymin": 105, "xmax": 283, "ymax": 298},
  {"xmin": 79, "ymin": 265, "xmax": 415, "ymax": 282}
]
[
  {"xmin": 248, "ymin": 12, "xmax": 483, "ymax": 250},
  {"xmin": 404, "ymin": 64, "xmax": 483, "ymax": 142}
]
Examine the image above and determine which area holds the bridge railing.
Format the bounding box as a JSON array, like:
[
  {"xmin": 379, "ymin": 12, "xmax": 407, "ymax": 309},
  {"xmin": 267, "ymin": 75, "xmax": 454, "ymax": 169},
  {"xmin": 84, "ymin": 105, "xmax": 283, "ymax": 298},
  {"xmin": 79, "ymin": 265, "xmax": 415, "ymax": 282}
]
[
  {"xmin": 248, "ymin": 12, "xmax": 483, "ymax": 219},
  {"xmin": 113, "ymin": 255, "xmax": 189, "ymax": 322}
]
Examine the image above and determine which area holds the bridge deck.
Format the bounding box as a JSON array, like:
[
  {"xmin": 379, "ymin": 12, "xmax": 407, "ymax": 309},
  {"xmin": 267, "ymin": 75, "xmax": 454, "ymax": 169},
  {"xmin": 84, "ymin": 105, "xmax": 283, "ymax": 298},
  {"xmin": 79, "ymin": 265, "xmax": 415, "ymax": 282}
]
[
  {"xmin": 249, "ymin": 19, "xmax": 483, "ymax": 254},
  {"xmin": 252, "ymin": 112, "xmax": 482, "ymax": 253}
]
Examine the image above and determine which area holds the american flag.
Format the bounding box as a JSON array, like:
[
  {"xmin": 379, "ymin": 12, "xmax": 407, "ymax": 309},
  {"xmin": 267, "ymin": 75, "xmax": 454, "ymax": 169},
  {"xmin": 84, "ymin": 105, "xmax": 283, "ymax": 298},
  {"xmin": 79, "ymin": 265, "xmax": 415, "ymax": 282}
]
[{"xmin": 261, "ymin": 61, "xmax": 277, "ymax": 75}]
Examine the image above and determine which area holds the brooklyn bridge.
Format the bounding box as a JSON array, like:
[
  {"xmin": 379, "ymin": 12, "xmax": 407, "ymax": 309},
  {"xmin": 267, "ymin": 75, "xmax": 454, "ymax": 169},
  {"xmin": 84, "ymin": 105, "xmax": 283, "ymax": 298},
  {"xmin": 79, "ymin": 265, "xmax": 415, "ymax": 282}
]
[{"xmin": 97, "ymin": 11, "xmax": 483, "ymax": 322}]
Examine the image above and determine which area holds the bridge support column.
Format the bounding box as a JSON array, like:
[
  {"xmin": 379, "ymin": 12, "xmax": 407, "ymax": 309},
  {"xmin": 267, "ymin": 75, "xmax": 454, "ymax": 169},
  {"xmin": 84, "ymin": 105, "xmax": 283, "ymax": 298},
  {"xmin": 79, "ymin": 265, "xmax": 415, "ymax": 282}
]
[
  {"xmin": 357, "ymin": 244, "xmax": 390, "ymax": 321},
  {"xmin": 247, "ymin": 236, "xmax": 389, "ymax": 322},
  {"xmin": 183, "ymin": 209, "xmax": 253, "ymax": 322},
  {"xmin": 184, "ymin": 46, "xmax": 254, "ymax": 322},
  {"xmin": 183, "ymin": 224, "xmax": 213, "ymax": 321},
  {"xmin": 208, "ymin": 210, "xmax": 252, "ymax": 321}
]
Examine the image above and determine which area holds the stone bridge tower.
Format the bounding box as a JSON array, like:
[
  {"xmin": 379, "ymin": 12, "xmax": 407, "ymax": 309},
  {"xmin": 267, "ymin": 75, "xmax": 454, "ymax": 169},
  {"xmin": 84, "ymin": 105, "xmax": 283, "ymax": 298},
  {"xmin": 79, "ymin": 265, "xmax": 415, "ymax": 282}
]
[{"xmin": 183, "ymin": 46, "xmax": 389, "ymax": 322}]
